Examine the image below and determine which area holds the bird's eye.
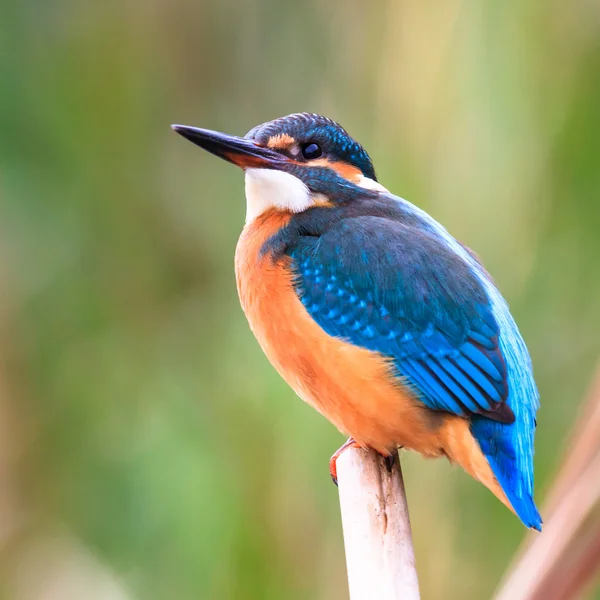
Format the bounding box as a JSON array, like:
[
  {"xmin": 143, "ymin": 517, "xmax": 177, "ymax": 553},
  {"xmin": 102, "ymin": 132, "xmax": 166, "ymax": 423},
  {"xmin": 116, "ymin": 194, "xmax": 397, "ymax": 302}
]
[{"xmin": 301, "ymin": 142, "xmax": 322, "ymax": 160}]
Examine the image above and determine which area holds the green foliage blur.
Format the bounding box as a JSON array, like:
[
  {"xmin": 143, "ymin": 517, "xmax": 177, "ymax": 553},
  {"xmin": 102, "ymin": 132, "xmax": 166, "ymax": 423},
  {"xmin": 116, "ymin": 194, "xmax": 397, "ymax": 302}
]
[{"xmin": 1, "ymin": 1, "xmax": 599, "ymax": 599}]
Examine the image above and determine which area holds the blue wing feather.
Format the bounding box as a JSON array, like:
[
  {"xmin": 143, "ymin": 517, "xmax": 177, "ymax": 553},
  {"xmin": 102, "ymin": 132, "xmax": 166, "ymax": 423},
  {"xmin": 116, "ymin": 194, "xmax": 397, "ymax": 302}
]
[{"xmin": 289, "ymin": 216, "xmax": 512, "ymax": 422}]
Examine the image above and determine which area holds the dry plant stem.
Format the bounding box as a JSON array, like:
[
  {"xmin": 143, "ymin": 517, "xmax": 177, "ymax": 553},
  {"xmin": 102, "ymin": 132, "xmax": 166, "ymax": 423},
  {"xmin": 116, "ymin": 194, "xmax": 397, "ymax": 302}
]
[
  {"xmin": 544, "ymin": 369, "xmax": 600, "ymax": 514},
  {"xmin": 336, "ymin": 447, "xmax": 420, "ymax": 600},
  {"xmin": 494, "ymin": 451, "xmax": 600, "ymax": 600},
  {"xmin": 496, "ymin": 364, "xmax": 600, "ymax": 600}
]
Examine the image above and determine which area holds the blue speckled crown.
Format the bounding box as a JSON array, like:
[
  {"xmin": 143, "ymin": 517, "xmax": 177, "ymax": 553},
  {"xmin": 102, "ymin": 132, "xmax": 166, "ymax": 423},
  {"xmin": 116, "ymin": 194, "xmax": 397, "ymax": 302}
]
[{"xmin": 246, "ymin": 113, "xmax": 377, "ymax": 181}]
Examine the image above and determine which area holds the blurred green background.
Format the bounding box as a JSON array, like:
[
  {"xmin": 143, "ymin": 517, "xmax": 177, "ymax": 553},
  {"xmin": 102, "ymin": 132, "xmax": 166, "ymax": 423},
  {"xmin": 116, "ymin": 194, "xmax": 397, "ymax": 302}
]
[{"xmin": 1, "ymin": 1, "xmax": 600, "ymax": 598}]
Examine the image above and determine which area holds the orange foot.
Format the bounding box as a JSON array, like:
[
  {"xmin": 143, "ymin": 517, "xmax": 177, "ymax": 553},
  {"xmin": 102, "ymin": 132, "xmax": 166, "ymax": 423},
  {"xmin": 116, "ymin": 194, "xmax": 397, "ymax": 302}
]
[
  {"xmin": 329, "ymin": 440, "xmax": 398, "ymax": 485},
  {"xmin": 329, "ymin": 438, "xmax": 362, "ymax": 485}
]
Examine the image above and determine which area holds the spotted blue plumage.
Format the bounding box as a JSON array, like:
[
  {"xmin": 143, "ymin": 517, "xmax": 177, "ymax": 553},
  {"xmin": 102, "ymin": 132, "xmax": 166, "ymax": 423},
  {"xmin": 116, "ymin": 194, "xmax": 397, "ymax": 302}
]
[{"xmin": 286, "ymin": 199, "xmax": 542, "ymax": 530}]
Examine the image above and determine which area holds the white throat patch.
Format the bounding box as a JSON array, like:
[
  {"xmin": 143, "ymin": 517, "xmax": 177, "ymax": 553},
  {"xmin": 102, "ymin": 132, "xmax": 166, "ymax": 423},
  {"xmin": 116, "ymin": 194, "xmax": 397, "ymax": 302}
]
[
  {"xmin": 243, "ymin": 167, "xmax": 390, "ymax": 223},
  {"xmin": 244, "ymin": 168, "xmax": 312, "ymax": 223}
]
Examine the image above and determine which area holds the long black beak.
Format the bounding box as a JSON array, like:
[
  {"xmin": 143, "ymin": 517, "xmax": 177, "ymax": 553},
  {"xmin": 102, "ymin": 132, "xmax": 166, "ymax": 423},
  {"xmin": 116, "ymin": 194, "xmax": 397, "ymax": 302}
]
[{"xmin": 171, "ymin": 124, "xmax": 288, "ymax": 169}]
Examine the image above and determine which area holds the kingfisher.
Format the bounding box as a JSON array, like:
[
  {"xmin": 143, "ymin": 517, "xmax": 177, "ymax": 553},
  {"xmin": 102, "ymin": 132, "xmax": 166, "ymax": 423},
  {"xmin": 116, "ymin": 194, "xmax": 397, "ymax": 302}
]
[{"xmin": 172, "ymin": 113, "xmax": 542, "ymax": 530}]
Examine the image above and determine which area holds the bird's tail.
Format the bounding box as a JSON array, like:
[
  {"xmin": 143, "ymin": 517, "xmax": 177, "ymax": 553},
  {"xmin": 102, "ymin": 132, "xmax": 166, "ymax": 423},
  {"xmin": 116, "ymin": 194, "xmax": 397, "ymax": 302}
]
[
  {"xmin": 471, "ymin": 416, "xmax": 542, "ymax": 531},
  {"xmin": 439, "ymin": 417, "xmax": 542, "ymax": 530}
]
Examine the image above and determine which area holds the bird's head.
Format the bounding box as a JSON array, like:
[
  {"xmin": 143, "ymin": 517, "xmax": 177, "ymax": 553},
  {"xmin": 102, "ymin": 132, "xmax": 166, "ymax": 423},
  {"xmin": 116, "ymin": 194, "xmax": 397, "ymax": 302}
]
[{"xmin": 172, "ymin": 113, "xmax": 387, "ymax": 222}]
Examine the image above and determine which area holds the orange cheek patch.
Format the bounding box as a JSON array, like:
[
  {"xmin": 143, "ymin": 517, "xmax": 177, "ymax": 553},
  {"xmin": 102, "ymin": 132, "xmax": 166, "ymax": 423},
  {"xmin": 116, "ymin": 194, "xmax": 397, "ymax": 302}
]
[
  {"xmin": 267, "ymin": 133, "xmax": 295, "ymax": 149},
  {"xmin": 329, "ymin": 161, "xmax": 363, "ymax": 182},
  {"xmin": 308, "ymin": 158, "xmax": 363, "ymax": 183}
]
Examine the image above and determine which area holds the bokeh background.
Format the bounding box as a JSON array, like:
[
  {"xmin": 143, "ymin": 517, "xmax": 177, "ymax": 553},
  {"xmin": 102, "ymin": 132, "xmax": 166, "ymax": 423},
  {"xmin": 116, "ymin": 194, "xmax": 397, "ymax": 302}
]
[{"xmin": 1, "ymin": 1, "xmax": 600, "ymax": 598}]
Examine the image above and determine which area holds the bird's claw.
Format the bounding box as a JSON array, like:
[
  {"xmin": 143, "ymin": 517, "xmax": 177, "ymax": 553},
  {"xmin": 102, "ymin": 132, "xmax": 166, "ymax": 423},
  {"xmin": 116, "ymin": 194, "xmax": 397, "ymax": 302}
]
[
  {"xmin": 330, "ymin": 440, "xmax": 397, "ymax": 485},
  {"xmin": 329, "ymin": 438, "xmax": 362, "ymax": 485}
]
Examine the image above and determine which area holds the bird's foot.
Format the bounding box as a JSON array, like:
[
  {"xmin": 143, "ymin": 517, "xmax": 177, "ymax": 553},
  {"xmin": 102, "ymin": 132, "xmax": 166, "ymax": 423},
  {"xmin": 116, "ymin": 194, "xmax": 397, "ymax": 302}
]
[
  {"xmin": 330, "ymin": 438, "xmax": 362, "ymax": 485},
  {"xmin": 330, "ymin": 441, "xmax": 398, "ymax": 485}
]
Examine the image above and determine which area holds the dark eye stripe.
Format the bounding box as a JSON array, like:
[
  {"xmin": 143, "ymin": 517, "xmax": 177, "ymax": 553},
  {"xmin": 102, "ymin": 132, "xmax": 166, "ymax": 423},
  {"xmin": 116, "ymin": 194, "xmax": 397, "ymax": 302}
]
[{"xmin": 301, "ymin": 142, "xmax": 322, "ymax": 160}]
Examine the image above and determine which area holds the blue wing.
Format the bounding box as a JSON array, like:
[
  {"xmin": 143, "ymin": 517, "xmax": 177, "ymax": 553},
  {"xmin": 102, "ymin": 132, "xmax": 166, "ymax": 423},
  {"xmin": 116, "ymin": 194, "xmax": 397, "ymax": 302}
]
[{"xmin": 288, "ymin": 215, "xmax": 513, "ymax": 423}]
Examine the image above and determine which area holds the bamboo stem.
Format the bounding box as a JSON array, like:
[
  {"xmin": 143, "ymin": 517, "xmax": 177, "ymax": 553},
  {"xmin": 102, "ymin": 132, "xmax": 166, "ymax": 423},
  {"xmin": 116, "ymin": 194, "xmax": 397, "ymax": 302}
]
[{"xmin": 336, "ymin": 447, "xmax": 420, "ymax": 600}]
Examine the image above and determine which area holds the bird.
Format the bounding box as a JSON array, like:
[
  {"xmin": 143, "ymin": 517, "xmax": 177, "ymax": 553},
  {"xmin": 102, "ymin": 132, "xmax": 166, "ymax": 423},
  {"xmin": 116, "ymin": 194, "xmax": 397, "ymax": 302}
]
[{"xmin": 172, "ymin": 112, "xmax": 542, "ymax": 530}]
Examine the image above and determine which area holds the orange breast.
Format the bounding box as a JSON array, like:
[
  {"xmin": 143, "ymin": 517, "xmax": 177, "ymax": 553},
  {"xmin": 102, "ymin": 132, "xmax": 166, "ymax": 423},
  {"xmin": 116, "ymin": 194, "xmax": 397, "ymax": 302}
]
[
  {"xmin": 234, "ymin": 208, "xmax": 512, "ymax": 512},
  {"xmin": 235, "ymin": 210, "xmax": 437, "ymax": 455}
]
